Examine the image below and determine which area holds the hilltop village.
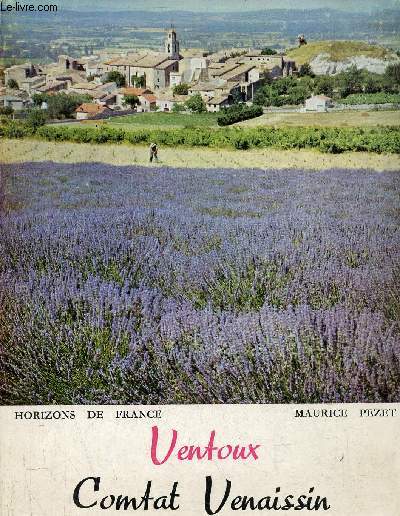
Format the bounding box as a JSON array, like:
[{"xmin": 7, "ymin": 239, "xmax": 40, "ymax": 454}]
[
  {"xmin": 1, "ymin": 29, "xmax": 299, "ymax": 117},
  {"xmin": 2, "ymin": 27, "xmax": 399, "ymax": 122}
]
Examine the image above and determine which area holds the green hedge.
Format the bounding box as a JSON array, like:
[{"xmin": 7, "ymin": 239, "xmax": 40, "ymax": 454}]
[
  {"xmin": 0, "ymin": 121, "xmax": 34, "ymax": 138},
  {"xmin": 341, "ymin": 93, "xmax": 400, "ymax": 105},
  {"xmin": 217, "ymin": 104, "xmax": 263, "ymax": 126},
  {"xmin": 2, "ymin": 123, "xmax": 399, "ymax": 154}
]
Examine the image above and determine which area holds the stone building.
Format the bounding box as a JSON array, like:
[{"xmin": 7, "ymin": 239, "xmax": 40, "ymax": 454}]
[
  {"xmin": 75, "ymin": 103, "xmax": 113, "ymax": 120},
  {"xmin": 58, "ymin": 55, "xmax": 86, "ymax": 72},
  {"xmin": 206, "ymin": 95, "xmax": 230, "ymax": 112},
  {"xmin": 188, "ymin": 79, "xmax": 242, "ymax": 108},
  {"xmin": 104, "ymin": 29, "xmax": 181, "ymax": 90},
  {"xmin": 19, "ymin": 75, "xmax": 47, "ymax": 94},
  {"xmin": 165, "ymin": 28, "xmax": 180, "ymax": 60},
  {"xmin": 304, "ymin": 95, "xmax": 333, "ymax": 111},
  {"xmin": 4, "ymin": 63, "xmax": 44, "ymax": 90},
  {"xmin": 36, "ymin": 80, "xmax": 69, "ymax": 94},
  {"xmin": 209, "ymin": 63, "xmax": 265, "ymax": 101},
  {"xmin": 178, "ymin": 52, "xmax": 209, "ymax": 83},
  {"xmin": 169, "ymin": 72, "xmax": 183, "ymax": 87},
  {"xmin": 155, "ymin": 92, "xmax": 187, "ymax": 112}
]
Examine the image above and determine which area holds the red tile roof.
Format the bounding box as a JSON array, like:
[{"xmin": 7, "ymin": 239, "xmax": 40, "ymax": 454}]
[
  {"xmin": 141, "ymin": 93, "xmax": 157, "ymax": 103},
  {"xmin": 75, "ymin": 103, "xmax": 111, "ymax": 113},
  {"xmin": 120, "ymin": 87, "xmax": 152, "ymax": 96}
]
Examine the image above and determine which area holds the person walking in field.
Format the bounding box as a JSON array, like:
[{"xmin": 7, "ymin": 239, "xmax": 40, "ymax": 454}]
[{"xmin": 149, "ymin": 142, "xmax": 158, "ymax": 163}]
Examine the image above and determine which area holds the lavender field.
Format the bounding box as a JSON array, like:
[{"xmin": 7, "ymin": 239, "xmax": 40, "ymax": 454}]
[{"xmin": 0, "ymin": 162, "xmax": 399, "ymax": 404}]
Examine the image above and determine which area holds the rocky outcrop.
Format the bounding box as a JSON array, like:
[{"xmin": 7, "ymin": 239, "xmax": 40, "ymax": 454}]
[{"xmin": 310, "ymin": 53, "xmax": 400, "ymax": 75}]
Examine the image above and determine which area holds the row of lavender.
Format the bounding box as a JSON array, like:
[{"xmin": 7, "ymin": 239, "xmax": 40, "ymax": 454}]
[{"xmin": 1, "ymin": 162, "xmax": 399, "ymax": 403}]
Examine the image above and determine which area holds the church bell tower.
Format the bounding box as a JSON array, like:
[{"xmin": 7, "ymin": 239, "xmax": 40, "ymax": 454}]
[{"xmin": 165, "ymin": 28, "xmax": 180, "ymax": 60}]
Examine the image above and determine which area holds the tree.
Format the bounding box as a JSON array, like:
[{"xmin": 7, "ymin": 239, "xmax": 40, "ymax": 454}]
[
  {"xmin": 267, "ymin": 93, "xmax": 286, "ymax": 107},
  {"xmin": 272, "ymin": 76, "xmax": 295, "ymax": 95},
  {"xmin": 45, "ymin": 92, "xmax": 91, "ymax": 119},
  {"xmin": 0, "ymin": 106, "xmax": 13, "ymax": 116},
  {"xmin": 364, "ymin": 75, "xmax": 382, "ymax": 94},
  {"xmin": 380, "ymin": 77, "xmax": 397, "ymax": 93},
  {"xmin": 103, "ymin": 71, "xmax": 126, "ymax": 87},
  {"xmin": 253, "ymin": 89, "xmax": 266, "ymax": 106},
  {"xmin": 172, "ymin": 83, "xmax": 189, "ymax": 95},
  {"xmin": 172, "ymin": 103, "xmax": 186, "ymax": 113},
  {"xmin": 261, "ymin": 47, "xmax": 277, "ymax": 55},
  {"xmin": 231, "ymin": 89, "xmax": 243, "ymax": 104},
  {"xmin": 229, "ymin": 50, "xmax": 246, "ymax": 58},
  {"xmin": 338, "ymin": 65, "xmax": 363, "ymax": 97},
  {"xmin": 123, "ymin": 94, "xmax": 139, "ymax": 109},
  {"xmin": 132, "ymin": 75, "xmax": 145, "ymax": 88},
  {"xmin": 7, "ymin": 78, "xmax": 19, "ymax": 89},
  {"xmin": 314, "ymin": 76, "xmax": 334, "ymax": 97},
  {"xmin": 385, "ymin": 63, "xmax": 400, "ymax": 85},
  {"xmin": 298, "ymin": 63, "xmax": 314, "ymax": 77},
  {"xmin": 287, "ymin": 85, "xmax": 309, "ymax": 105},
  {"xmin": 32, "ymin": 93, "xmax": 47, "ymax": 107},
  {"xmin": 185, "ymin": 93, "xmax": 206, "ymax": 113},
  {"xmin": 26, "ymin": 108, "xmax": 47, "ymax": 131}
]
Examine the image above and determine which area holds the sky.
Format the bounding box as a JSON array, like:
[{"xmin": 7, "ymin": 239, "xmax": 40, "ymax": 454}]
[{"xmin": 59, "ymin": 0, "xmax": 399, "ymax": 12}]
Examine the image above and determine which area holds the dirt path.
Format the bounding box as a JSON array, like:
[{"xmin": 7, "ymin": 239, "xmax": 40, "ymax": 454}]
[{"xmin": 1, "ymin": 138, "xmax": 399, "ymax": 171}]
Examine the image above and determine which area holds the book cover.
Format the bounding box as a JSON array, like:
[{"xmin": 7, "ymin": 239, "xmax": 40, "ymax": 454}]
[{"xmin": 0, "ymin": 1, "xmax": 399, "ymax": 514}]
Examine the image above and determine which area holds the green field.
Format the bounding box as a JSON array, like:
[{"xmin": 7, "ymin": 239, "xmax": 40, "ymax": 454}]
[
  {"xmin": 108, "ymin": 112, "xmax": 219, "ymax": 128},
  {"xmin": 78, "ymin": 109, "xmax": 400, "ymax": 131}
]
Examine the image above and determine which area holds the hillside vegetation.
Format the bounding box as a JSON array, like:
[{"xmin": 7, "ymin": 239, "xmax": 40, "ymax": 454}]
[{"xmin": 287, "ymin": 41, "xmax": 394, "ymax": 65}]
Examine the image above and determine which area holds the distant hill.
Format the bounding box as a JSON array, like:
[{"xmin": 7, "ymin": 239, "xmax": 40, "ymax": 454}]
[
  {"xmin": 287, "ymin": 41, "xmax": 394, "ymax": 64},
  {"xmin": 287, "ymin": 41, "xmax": 399, "ymax": 74},
  {"xmin": 3, "ymin": 8, "xmax": 399, "ymax": 61}
]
